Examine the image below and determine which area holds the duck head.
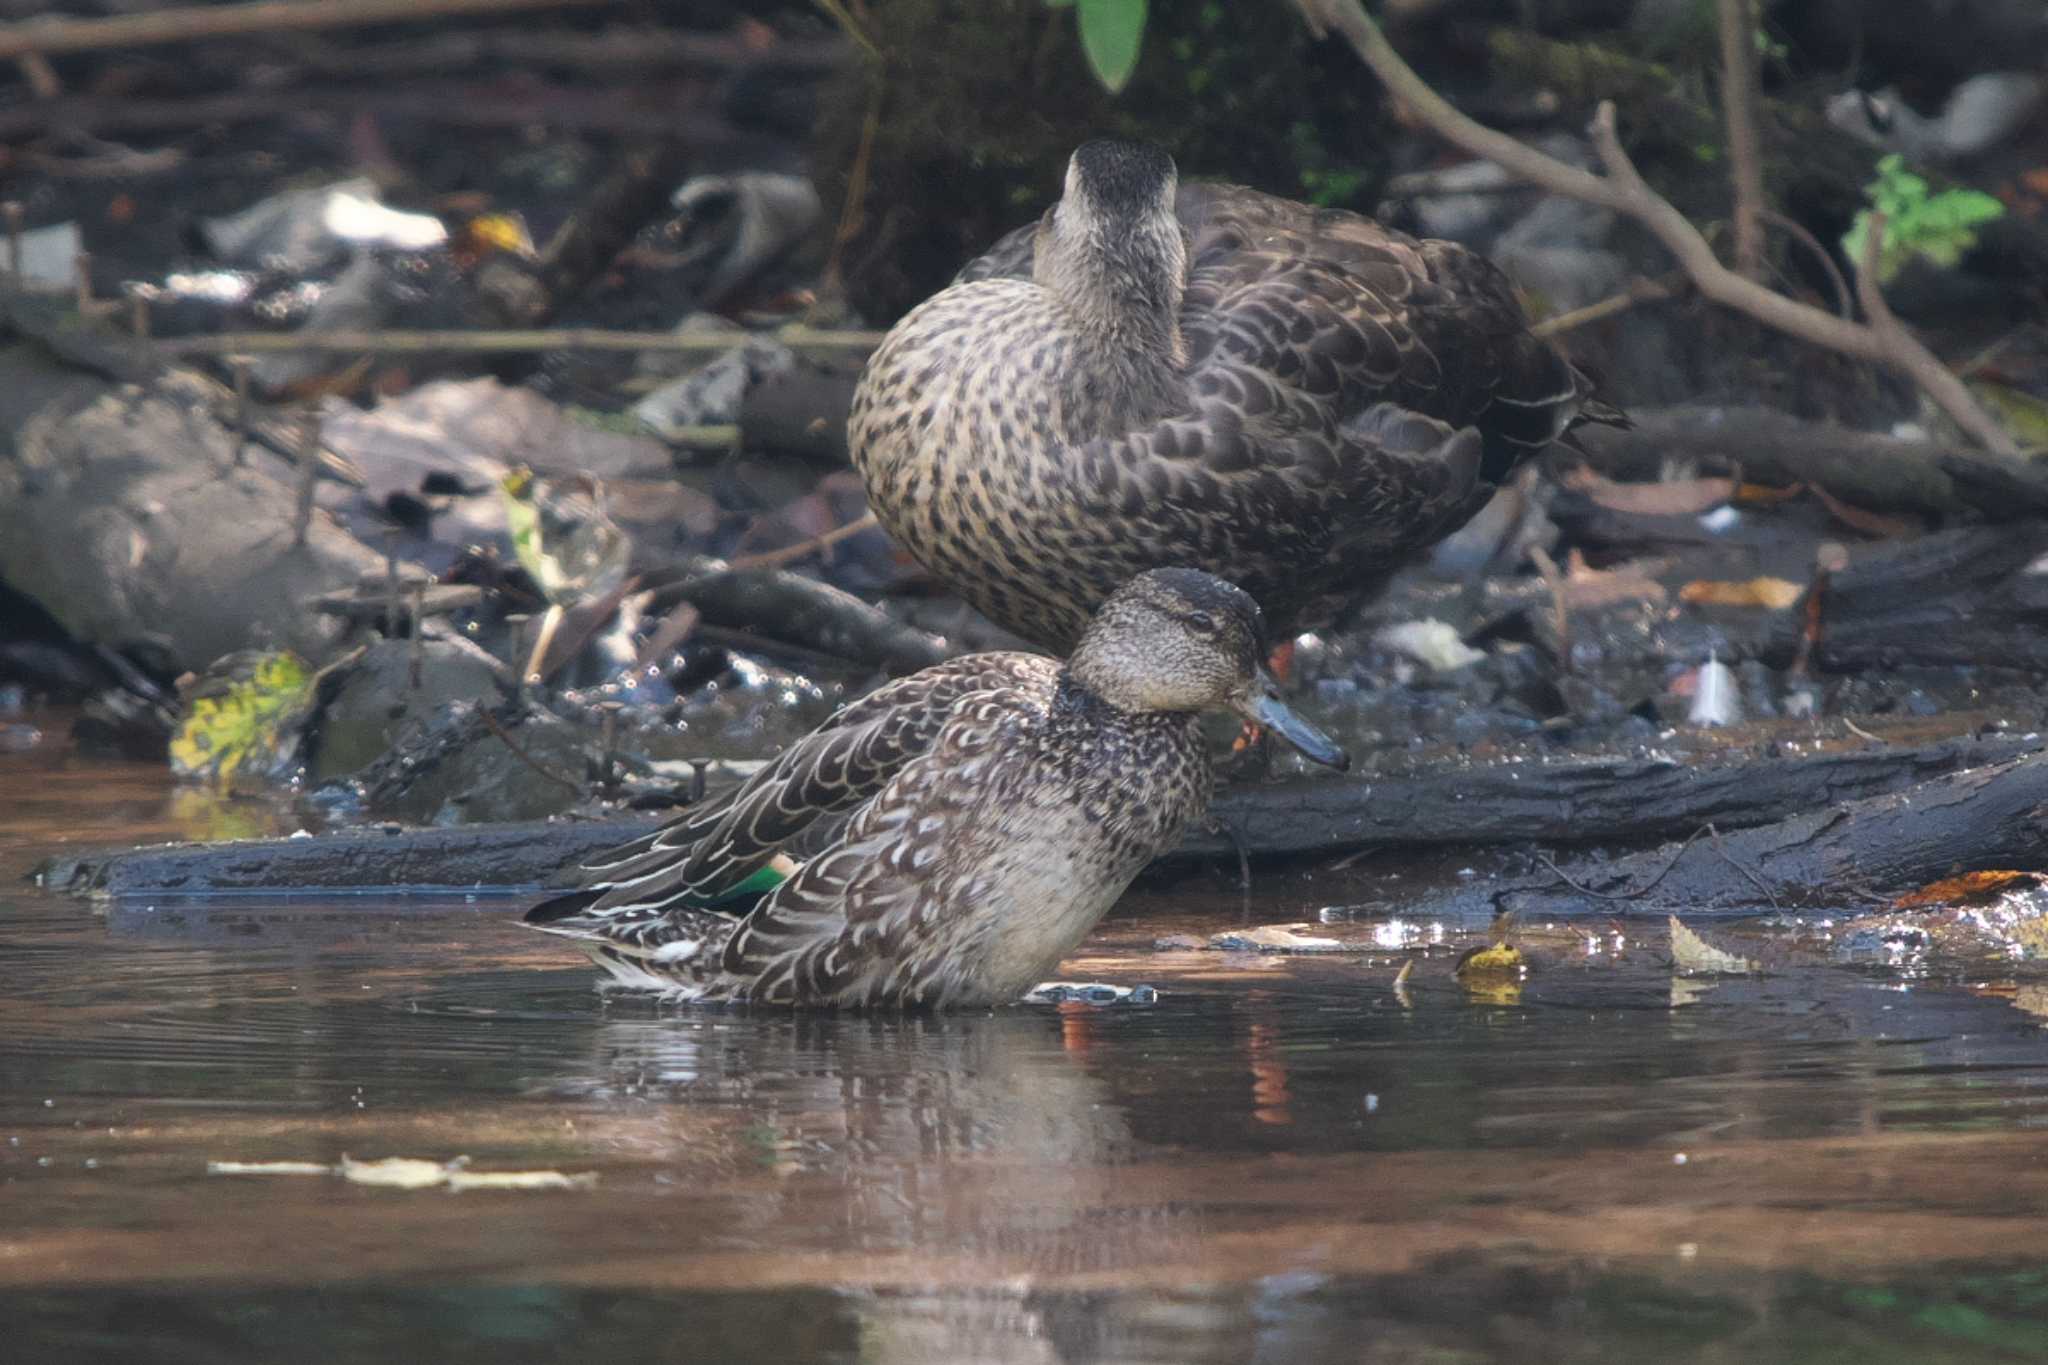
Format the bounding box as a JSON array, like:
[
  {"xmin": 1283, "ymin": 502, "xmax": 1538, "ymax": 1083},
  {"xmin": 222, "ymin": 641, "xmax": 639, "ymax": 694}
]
[
  {"xmin": 1033, "ymin": 139, "xmax": 1188, "ymax": 362},
  {"xmin": 1067, "ymin": 568, "xmax": 1350, "ymax": 771}
]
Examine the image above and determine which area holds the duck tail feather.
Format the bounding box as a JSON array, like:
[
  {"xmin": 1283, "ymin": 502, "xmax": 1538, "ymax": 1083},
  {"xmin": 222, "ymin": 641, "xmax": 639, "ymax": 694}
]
[{"xmin": 525, "ymin": 887, "xmax": 605, "ymax": 925}]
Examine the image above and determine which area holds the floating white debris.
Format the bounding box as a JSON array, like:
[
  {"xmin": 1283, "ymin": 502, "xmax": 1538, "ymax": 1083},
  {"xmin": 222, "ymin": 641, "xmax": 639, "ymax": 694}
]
[
  {"xmin": 206, "ymin": 1160, "xmax": 330, "ymax": 1176},
  {"xmin": 1023, "ymin": 982, "xmax": 1159, "ymax": 1005},
  {"xmin": 1209, "ymin": 924, "xmax": 1350, "ymax": 953},
  {"xmin": 207, "ymin": 1154, "xmax": 596, "ymax": 1191}
]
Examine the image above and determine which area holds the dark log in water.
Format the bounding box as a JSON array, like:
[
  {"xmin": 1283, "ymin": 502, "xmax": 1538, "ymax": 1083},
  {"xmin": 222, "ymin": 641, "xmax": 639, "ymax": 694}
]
[
  {"xmin": 41, "ymin": 732, "xmax": 2039, "ymax": 898},
  {"xmin": 1483, "ymin": 749, "xmax": 2048, "ymax": 919}
]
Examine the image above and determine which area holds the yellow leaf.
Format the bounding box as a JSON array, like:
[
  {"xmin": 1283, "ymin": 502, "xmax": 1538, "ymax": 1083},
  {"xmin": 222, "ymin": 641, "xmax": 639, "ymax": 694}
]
[
  {"xmin": 168, "ymin": 650, "xmax": 317, "ymax": 786},
  {"xmin": 1455, "ymin": 941, "xmax": 1524, "ymax": 977}
]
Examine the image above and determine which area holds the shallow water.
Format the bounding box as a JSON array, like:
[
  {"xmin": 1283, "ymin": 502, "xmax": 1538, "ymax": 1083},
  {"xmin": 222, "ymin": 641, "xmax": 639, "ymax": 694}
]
[{"xmin": 7, "ymin": 723, "xmax": 2048, "ymax": 1363}]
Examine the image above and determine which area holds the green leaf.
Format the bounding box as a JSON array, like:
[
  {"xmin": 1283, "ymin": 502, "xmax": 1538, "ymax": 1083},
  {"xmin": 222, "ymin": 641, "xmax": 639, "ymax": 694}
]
[
  {"xmin": 1844, "ymin": 153, "xmax": 2005, "ymax": 282},
  {"xmin": 1077, "ymin": 0, "xmax": 1145, "ymax": 94}
]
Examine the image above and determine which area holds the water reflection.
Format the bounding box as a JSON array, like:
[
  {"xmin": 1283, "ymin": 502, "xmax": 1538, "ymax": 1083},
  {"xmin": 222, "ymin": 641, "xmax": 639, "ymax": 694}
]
[{"xmin": 9, "ymin": 891, "xmax": 2048, "ymax": 1362}]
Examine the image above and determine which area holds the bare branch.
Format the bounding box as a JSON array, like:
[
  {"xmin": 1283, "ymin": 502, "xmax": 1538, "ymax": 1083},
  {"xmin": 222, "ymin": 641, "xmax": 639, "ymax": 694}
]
[
  {"xmin": 1854, "ymin": 213, "xmax": 2019, "ymax": 454},
  {"xmin": 1716, "ymin": 0, "xmax": 1766, "ymax": 280},
  {"xmin": 1529, "ymin": 274, "xmax": 1681, "ymax": 339},
  {"xmin": 0, "ymin": 0, "xmax": 618, "ymax": 62},
  {"xmin": 1296, "ymin": 0, "xmax": 2021, "ymax": 455},
  {"xmin": 153, "ymin": 326, "xmax": 883, "ymax": 358}
]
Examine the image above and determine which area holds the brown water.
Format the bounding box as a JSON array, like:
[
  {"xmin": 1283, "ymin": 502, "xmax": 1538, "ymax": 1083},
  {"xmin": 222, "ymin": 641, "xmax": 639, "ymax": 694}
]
[{"xmin": 7, "ymin": 718, "xmax": 2048, "ymax": 1363}]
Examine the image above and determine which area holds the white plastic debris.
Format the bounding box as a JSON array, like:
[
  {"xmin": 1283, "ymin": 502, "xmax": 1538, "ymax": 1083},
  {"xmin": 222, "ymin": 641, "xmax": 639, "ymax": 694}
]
[
  {"xmin": 9, "ymin": 221, "xmax": 82, "ymax": 290},
  {"xmin": 1374, "ymin": 619, "xmax": 1485, "ymax": 672},
  {"xmin": 1687, "ymin": 652, "xmax": 1742, "ymax": 728},
  {"xmin": 201, "ymin": 178, "xmax": 447, "ymax": 271}
]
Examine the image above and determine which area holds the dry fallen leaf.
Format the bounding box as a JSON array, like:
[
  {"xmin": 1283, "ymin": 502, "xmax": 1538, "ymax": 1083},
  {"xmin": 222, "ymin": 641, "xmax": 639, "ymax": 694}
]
[
  {"xmin": 1680, "ymin": 576, "xmax": 1805, "ymax": 610},
  {"xmin": 1668, "ymin": 916, "xmax": 1759, "ymax": 975},
  {"xmin": 1893, "ymin": 870, "xmax": 2043, "ymax": 909}
]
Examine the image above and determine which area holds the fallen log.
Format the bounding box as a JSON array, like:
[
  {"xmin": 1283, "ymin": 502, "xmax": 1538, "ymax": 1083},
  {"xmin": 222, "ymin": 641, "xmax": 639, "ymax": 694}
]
[
  {"xmin": 1765, "ymin": 523, "xmax": 2048, "ymax": 672},
  {"xmin": 1185, "ymin": 730, "xmax": 2042, "ymax": 860},
  {"xmin": 43, "ymin": 731, "xmax": 2039, "ymax": 897},
  {"xmin": 643, "ymin": 558, "xmax": 951, "ymax": 677},
  {"xmin": 1480, "ymin": 750, "xmax": 2048, "ymax": 920},
  {"xmin": 1576, "ymin": 406, "xmax": 2048, "ymax": 521},
  {"xmin": 34, "ymin": 816, "xmax": 663, "ymax": 899}
]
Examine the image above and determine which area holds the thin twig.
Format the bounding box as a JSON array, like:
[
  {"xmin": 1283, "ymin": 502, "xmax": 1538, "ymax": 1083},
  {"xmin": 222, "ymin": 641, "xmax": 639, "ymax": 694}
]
[
  {"xmin": 1716, "ymin": 0, "xmax": 1766, "ymax": 280},
  {"xmin": 0, "ymin": 0, "xmax": 618, "ymax": 61},
  {"xmin": 1850, "ymin": 210, "xmax": 2011, "ymax": 447},
  {"xmin": 1295, "ymin": 0, "xmax": 2020, "ymax": 455},
  {"xmin": 820, "ymin": 81, "xmax": 884, "ymax": 301},
  {"xmin": 1536, "ymin": 824, "xmax": 1711, "ymax": 902},
  {"xmin": 1704, "ymin": 823, "xmax": 1781, "ymax": 908},
  {"xmin": 155, "ymin": 325, "xmax": 882, "ymax": 358},
  {"xmin": 722, "ymin": 512, "xmax": 881, "ymax": 574},
  {"xmin": 1529, "ymin": 274, "xmax": 1681, "ymax": 338},
  {"xmin": 811, "ymin": 0, "xmax": 881, "ymax": 64},
  {"xmin": 478, "ymin": 707, "xmax": 585, "ymax": 794},
  {"xmin": 1527, "ymin": 543, "xmax": 1571, "ymax": 671},
  {"xmin": 1758, "ymin": 207, "xmax": 1852, "ymax": 319}
]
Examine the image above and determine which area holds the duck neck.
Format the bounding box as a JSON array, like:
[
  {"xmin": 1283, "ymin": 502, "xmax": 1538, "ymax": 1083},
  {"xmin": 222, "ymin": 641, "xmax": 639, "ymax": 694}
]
[
  {"xmin": 1037, "ymin": 231, "xmax": 1187, "ymax": 394},
  {"xmin": 1047, "ymin": 670, "xmax": 1204, "ymax": 780}
]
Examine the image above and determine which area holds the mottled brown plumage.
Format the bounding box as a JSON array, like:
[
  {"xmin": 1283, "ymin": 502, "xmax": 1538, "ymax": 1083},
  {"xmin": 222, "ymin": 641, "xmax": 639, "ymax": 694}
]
[
  {"xmin": 525, "ymin": 569, "xmax": 1346, "ymax": 1008},
  {"xmin": 849, "ymin": 139, "xmax": 1606, "ymax": 652}
]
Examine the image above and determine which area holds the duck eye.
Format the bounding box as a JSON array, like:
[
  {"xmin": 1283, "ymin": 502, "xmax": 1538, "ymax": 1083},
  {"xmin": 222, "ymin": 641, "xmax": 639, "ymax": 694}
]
[{"xmin": 1184, "ymin": 611, "xmax": 1217, "ymax": 635}]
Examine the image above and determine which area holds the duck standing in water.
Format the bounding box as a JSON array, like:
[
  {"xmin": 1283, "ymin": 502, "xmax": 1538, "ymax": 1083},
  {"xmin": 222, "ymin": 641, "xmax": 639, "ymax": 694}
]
[
  {"xmin": 850, "ymin": 139, "xmax": 1613, "ymax": 654},
  {"xmin": 526, "ymin": 569, "xmax": 1346, "ymax": 1007}
]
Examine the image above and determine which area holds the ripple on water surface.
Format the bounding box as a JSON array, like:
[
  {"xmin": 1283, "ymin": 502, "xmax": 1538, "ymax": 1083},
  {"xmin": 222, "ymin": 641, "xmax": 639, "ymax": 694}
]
[{"xmin": 8, "ymin": 766, "xmax": 2048, "ymax": 1359}]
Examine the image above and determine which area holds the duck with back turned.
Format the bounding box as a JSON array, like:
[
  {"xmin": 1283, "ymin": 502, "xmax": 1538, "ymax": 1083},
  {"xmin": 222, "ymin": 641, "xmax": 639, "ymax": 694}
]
[
  {"xmin": 849, "ymin": 139, "xmax": 1617, "ymax": 654},
  {"xmin": 526, "ymin": 569, "xmax": 1346, "ymax": 1008}
]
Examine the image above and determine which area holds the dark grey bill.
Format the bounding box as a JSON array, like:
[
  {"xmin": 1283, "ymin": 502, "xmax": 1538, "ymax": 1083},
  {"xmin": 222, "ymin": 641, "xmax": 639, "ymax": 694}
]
[{"xmin": 1238, "ymin": 671, "xmax": 1349, "ymax": 771}]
